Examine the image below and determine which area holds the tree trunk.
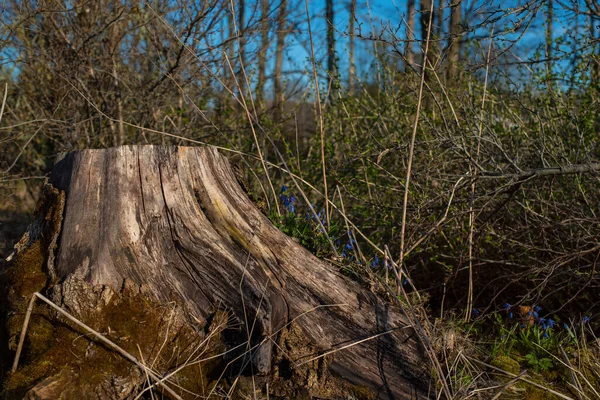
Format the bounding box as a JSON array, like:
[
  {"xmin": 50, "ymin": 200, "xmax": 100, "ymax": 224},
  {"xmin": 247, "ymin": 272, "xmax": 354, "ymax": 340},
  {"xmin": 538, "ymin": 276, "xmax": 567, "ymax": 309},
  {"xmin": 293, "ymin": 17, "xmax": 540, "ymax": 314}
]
[
  {"xmin": 406, "ymin": 0, "xmax": 416, "ymax": 69},
  {"xmin": 257, "ymin": 0, "xmax": 270, "ymax": 108},
  {"xmin": 2, "ymin": 146, "xmax": 430, "ymax": 399},
  {"xmin": 274, "ymin": 0, "xmax": 287, "ymax": 121},
  {"xmin": 420, "ymin": 0, "xmax": 433, "ymax": 53},
  {"xmin": 590, "ymin": 13, "xmax": 599, "ymax": 88},
  {"xmin": 435, "ymin": 0, "xmax": 444, "ymax": 65},
  {"xmin": 545, "ymin": 0, "xmax": 553, "ymax": 90},
  {"xmin": 326, "ymin": 0, "xmax": 336, "ymax": 101},
  {"xmin": 237, "ymin": 0, "xmax": 247, "ymax": 100},
  {"xmin": 349, "ymin": 0, "xmax": 356, "ymax": 94},
  {"xmin": 447, "ymin": 0, "xmax": 461, "ymax": 81},
  {"xmin": 420, "ymin": 0, "xmax": 433, "ymax": 83}
]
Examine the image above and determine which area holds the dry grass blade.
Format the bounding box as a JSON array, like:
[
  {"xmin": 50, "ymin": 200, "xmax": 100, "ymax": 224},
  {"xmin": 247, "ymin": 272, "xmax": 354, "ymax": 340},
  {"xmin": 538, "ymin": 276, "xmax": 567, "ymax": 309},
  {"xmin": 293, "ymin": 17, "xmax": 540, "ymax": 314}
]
[
  {"xmin": 469, "ymin": 357, "xmax": 575, "ymax": 400},
  {"xmin": 490, "ymin": 370, "xmax": 527, "ymax": 400},
  {"xmin": 294, "ymin": 328, "xmax": 401, "ymax": 367},
  {"xmin": 0, "ymin": 82, "xmax": 7, "ymax": 125},
  {"xmin": 304, "ymin": 0, "xmax": 330, "ymax": 229},
  {"xmin": 397, "ymin": 0, "xmax": 434, "ymax": 272},
  {"xmin": 466, "ymin": 24, "xmax": 495, "ymax": 322},
  {"xmin": 137, "ymin": 344, "xmax": 157, "ymax": 400}
]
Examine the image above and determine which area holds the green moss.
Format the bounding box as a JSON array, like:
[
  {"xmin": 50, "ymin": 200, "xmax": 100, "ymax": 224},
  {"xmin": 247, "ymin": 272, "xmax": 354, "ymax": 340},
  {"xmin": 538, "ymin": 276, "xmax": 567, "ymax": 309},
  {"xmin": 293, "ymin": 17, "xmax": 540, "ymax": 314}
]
[
  {"xmin": 1, "ymin": 185, "xmax": 230, "ymax": 398},
  {"xmin": 3, "ymin": 287, "xmax": 223, "ymax": 398},
  {"xmin": 491, "ymin": 354, "xmax": 521, "ymax": 375},
  {"xmin": 522, "ymin": 384, "xmax": 564, "ymax": 400}
]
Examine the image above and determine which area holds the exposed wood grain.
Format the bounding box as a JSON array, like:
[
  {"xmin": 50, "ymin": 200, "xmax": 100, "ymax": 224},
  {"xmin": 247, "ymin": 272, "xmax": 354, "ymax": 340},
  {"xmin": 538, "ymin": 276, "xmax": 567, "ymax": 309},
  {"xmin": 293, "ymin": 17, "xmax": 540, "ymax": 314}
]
[{"xmin": 12, "ymin": 146, "xmax": 429, "ymax": 399}]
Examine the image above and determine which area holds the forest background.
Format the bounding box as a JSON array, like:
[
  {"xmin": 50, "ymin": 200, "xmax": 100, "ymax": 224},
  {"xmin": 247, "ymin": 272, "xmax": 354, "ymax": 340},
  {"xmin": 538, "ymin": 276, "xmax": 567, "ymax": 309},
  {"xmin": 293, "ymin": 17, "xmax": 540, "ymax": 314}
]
[{"xmin": 1, "ymin": 0, "xmax": 600, "ymax": 397}]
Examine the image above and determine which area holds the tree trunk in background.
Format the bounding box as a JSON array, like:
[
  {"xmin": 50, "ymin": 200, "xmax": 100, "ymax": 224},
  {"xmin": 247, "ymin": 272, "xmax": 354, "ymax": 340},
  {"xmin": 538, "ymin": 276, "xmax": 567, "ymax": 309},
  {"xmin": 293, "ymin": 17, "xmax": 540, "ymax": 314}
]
[
  {"xmin": 237, "ymin": 0, "xmax": 246, "ymax": 99},
  {"xmin": 257, "ymin": 0, "xmax": 270, "ymax": 107},
  {"xmin": 326, "ymin": 0, "xmax": 336, "ymax": 101},
  {"xmin": 349, "ymin": 0, "xmax": 356, "ymax": 94},
  {"xmin": 3, "ymin": 146, "xmax": 430, "ymax": 399},
  {"xmin": 447, "ymin": 0, "xmax": 461, "ymax": 81},
  {"xmin": 420, "ymin": 0, "xmax": 433, "ymax": 81},
  {"xmin": 406, "ymin": 0, "xmax": 416, "ymax": 69},
  {"xmin": 435, "ymin": 0, "xmax": 444, "ymax": 67},
  {"xmin": 218, "ymin": 14, "xmax": 234, "ymax": 116},
  {"xmin": 227, "ymin": 6, "xmax": 236, "ymax": 99},
  {"xmin": 545, "ymin": 0, "xmax": 553, "ymax": 90},
  {"xmin": 591, "ymin": 14, "xmax": 600, "ymax": 88},
  {"xmin": 274, "ymin": 0, "xmax": 287, "ymax": 120}
]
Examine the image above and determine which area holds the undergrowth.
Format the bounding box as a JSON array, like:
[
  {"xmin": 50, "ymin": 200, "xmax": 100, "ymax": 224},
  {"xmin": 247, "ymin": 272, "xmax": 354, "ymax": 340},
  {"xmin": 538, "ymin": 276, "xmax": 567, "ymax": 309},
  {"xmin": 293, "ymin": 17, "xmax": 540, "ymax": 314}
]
[{"xmin": 1, "ymin": 0, "xmax": 600, "ymax": 397}]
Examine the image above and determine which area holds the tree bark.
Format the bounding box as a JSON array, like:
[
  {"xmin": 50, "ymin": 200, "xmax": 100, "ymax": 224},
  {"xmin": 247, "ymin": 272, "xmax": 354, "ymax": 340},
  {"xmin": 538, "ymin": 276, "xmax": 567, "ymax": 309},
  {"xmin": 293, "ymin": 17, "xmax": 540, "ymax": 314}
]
[
  {"xmin": 406, "ymin": 0, "xmax": 416, "ymax": 69},
  {"xmin": 435, "ymin": 0, "xmax": 444, "ymax": 64},
  {"xmin": 545, "ymin": 0, "xmax": 553, "ymax": 90},
  {"xmin": 274, "ymin": 0, "xmax": 287, "ymax": 121},
  {"xmin": 447, "ymin": 0, "xmax": 462, "ymax": 81},
  {"xmin": 326, "ymin": 0, "xmax": 336, "ymax": 101},
  {"xmin": 257, "ymin": 0, "xmax": 270, "ymax": 108},
  {"xmin": 3, "ymin": 146, "xmax": 430, "ymax": 399},
  {"xmin": 349, "ymin": 0, "xmax": 356, "ymax": 94},
  {"xmin": 236, "ymin": 0, "xmax": 246, "ymax": 102}
]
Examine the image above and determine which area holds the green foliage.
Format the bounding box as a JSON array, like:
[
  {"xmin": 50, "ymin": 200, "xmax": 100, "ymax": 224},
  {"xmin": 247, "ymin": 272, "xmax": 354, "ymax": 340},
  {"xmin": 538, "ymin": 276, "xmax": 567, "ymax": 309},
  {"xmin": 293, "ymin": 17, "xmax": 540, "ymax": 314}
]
[
  {"xmin": 268, "ymin": 195, "xmax": 342, "ymax": 259},
  {"xmin": 481, "ymin": 310, "xmax": 591, "ymax": 377}
]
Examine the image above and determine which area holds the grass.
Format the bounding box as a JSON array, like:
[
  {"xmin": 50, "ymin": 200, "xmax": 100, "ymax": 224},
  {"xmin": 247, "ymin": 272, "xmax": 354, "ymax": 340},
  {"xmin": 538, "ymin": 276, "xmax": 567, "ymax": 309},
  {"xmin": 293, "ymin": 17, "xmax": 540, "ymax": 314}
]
[{"xmin": 1, "ymin": 1, "xmax": 600, "ymax": 398}]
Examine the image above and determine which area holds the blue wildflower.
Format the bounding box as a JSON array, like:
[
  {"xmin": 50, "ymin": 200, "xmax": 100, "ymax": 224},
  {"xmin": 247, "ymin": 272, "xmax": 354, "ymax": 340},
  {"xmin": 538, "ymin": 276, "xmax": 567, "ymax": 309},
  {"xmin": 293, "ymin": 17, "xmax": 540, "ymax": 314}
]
[
  {"xmin": 403, "ymin": 278, "xmax": 409, "ymax": 286},
  {"xmin": 348, "ymin": 231, "xmax": 356, "ymax": 244},
  {"xmin": 538, "ymin": 317, "xmax": 547, "ymax": 328},
  {"xmin": 546, "ymin": 319, "xmax": 556, "ymax": 329},
  {"xmin": 583, "ymin": 316, "xmax": 590, "ymax": 323},
  {"xmin": 280, "ymin": 193, "xmax": 297, "ymax": 214},
  {"xmin": 534, "ymin": 306, "xmax": 542, "ymax": 313},
  {"xmin": 371, "ymin": 255, "xmax": 380, "ymax": 268},
  {"xmin": 503, "ymin": 303, "xmax": 511, "ymax": 309},
  {"xmin": 472, "ymin": 308, "xmax": 480, "ymax": 316},
  {"xmin": 543, "ymin": 332, "xmax": 549, "ymax": 338},
  {"xmin": 509, "ymin": 312, "xmax": 513, "ymax": 319},
  {"xmin": 281, "ymin": 185, "xmax": 288, "ymax": 193}
]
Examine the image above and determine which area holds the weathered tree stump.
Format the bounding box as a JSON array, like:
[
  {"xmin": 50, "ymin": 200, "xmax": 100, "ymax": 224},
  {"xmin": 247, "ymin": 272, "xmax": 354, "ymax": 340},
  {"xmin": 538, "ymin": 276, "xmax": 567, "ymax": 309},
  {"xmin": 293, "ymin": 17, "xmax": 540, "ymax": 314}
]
[{"xmin": 2, "ymin": 146, "xmax": 429, "ymax": 399}]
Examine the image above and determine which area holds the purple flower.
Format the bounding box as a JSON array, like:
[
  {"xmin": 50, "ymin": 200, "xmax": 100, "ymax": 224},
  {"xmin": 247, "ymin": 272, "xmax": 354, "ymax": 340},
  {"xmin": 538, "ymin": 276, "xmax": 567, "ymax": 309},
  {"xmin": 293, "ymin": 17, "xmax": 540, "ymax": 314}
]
[
  {"xmin": 280, "ymin": 193, "xmax": 297, "ymax": 213},
  {"xmin": 371, "ymin": 255, "xmax": 380, "ymax": 268},
  {"xmin": 538, "ymin": 317, "xmax": 547, "ymax": 328}
]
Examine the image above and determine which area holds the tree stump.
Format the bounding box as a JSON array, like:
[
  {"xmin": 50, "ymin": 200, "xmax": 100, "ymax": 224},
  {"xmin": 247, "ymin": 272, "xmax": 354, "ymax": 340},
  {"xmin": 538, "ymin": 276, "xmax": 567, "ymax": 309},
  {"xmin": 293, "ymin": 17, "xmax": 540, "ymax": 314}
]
[{"xmin": 2, "ymin": 146, "xmax": 430, "ymax": 399}]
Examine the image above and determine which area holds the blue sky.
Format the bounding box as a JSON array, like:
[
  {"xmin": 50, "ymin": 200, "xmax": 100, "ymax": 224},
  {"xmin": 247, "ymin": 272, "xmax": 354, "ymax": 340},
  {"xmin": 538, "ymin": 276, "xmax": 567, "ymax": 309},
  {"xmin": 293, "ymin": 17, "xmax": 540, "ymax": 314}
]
[{"xmin": 275, "ymin": 0, "xmax": 597, "ymax": 94}]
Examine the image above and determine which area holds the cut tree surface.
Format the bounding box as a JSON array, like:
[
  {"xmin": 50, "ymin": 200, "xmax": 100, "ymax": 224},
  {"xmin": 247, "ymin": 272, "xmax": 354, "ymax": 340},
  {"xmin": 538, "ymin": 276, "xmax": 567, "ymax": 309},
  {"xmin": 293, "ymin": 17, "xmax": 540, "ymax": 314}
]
[{"xmin": 3, "ymin": 146, "xmax": 430, "ymax": 399}]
